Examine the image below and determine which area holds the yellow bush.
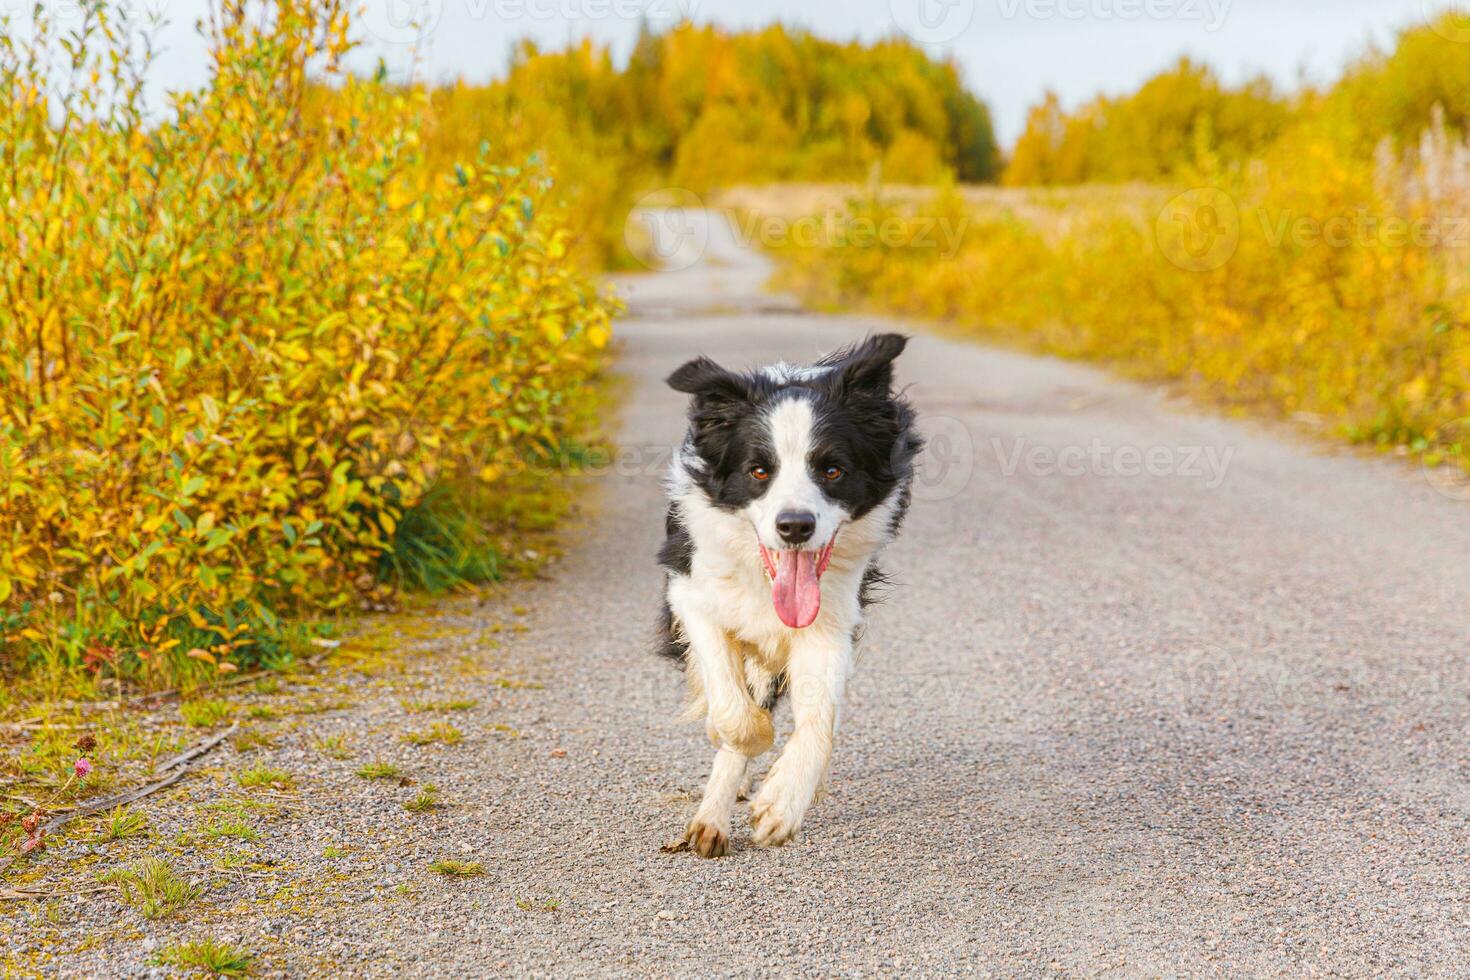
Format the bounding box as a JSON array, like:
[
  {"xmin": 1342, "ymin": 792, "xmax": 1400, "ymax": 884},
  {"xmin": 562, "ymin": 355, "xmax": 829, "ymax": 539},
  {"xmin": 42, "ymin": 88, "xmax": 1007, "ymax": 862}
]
[
  {"xmin": 782, "ymin": 15, "xmax": 1470, "ymax": 476},
  {"xmin": 774, "ymin": 129, "xmax": 1470, "ymax": 471},
  {"xmin": 1004, "ymin": 59, "xmax": 1289, "ymax": 186},
  {"xmin": 0, "ymin": 1, "xmax": 611, "ymax": 682}
]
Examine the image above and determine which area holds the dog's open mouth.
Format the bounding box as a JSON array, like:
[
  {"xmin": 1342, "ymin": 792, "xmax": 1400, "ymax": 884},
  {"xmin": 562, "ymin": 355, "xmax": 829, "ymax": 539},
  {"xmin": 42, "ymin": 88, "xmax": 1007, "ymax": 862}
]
[{"xmin": 758, "ymin": 536, "xmax": 836, "ymax": 629}]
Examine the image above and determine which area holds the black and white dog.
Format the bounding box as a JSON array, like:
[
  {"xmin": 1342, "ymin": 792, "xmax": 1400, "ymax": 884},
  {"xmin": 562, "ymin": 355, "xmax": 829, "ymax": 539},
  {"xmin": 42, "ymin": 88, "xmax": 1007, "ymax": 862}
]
[{"xmin": 657, "ymin": 333, "xmax": 921, "ymax": 856}]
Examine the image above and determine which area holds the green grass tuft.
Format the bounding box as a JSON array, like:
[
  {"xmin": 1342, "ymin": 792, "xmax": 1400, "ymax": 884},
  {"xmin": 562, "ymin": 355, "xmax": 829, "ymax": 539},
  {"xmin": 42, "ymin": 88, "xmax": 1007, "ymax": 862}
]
[
  {"xmin": 236, "ymin": 765, "xmax": 294, "ymax": 790},
  {"xmin": 405, "ymin": 784, "xmax": 440, "ymax": 813},
  {"xmin": 156, "ymin": 938, "xmax": 253, "ymax": 977},
  {"xmin": 200, "ymin": 817, "xmax": 259, "ymax": 841},
  {"xmin": 401, "ymin": 697, "xmax": 479, "ymax": 713},
  {"xmin": 99, "ymin": 806, "xmax": 147, "ymax": 841},
  {"xmin": 314, "ymin": 734, "xmax": 353, "ymax": 759},
  {"xmin": 356, "ymin": 761, "xmax": 405, "ymax": 781},
  {"xmin": 401, "ymin": 723, "xmax": 463, "ymax": 746},
  {"xmin": 231, "ymin": 727, "xmax": 275, "ymax": 752},
  {"xmin": 429, "ymin": 858, "xmax": 484, "ymax": 877},
  {"xmin": 377, "ymin": 485, "xmax": 502, "ymax": 593},
  {"xmin": 180, "ymin": 699, "xmax": 234, "ymax": 728},
  {"xmin": 101, "ymin": 858, "xmax": 202, "ymax": 919}
]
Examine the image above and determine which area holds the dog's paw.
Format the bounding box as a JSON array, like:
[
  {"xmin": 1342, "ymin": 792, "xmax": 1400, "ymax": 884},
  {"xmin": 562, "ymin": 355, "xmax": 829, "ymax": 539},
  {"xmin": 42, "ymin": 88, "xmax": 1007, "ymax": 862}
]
[
  {"xmin": 684, "ymin": 818, "xmax": 730, "ymax": 859},
  {"xmin": 748, "ymin": 779, "xmax": 805, "ymax": 847}
]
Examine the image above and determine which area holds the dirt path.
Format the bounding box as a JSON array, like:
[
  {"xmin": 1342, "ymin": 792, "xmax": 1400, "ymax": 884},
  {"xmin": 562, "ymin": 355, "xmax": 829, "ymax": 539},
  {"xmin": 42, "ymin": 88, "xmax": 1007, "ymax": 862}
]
[{"xmin": 15, "ymin": 212, "xmax": 1470, "ymax": 977}]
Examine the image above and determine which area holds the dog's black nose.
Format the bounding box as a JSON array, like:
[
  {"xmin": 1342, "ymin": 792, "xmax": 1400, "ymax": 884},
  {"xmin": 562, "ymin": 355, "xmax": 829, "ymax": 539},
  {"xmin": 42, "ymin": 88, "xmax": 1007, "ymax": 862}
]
[{"xmin": 775, "ymin": 511, "xmax": 816, "ymax": 546}]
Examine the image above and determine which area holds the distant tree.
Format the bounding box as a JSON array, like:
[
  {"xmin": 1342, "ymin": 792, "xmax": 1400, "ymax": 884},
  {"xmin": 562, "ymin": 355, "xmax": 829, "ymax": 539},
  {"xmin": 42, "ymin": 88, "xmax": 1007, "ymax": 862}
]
[
  {"xmin": 1003, "ymin": 59, "xmax": 1288, "ymax": 185},
  {"xmin": 947, "ymin": 87, "xmax": 1001, "ymax": 183}
]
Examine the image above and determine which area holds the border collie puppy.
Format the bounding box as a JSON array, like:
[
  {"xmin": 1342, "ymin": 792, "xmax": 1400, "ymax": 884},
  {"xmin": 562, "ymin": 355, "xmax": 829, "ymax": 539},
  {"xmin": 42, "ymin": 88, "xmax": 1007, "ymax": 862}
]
[{"xmin": 657, "ymin": 334, "xmax": 920, "ymax": 857}]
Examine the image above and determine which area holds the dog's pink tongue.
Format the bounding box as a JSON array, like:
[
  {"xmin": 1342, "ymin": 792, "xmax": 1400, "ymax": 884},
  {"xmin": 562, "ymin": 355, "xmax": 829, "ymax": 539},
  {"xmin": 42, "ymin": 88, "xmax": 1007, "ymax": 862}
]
[{"xmin": 771, "ymin": 550, "xmax": 821, "ymax": 629}]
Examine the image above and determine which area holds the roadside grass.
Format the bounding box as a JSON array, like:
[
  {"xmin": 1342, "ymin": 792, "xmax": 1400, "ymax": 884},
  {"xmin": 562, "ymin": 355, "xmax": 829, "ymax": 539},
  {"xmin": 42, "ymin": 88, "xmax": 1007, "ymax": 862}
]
[
  {"xmin": 101, "ymin": 859, "xmax": 202, "ymax": 919},
  {"xmin": 155, "ymin": 938, "xmax": 253, "ymax": 977},
  {"xmin": 201, "ymin": 797, "xmax": 279, "ymax": 820},
  {"xmin": 314, "ymin": 734, "xmax": 353, "ymax": 760},
  {"xmin": 405, "ymin": 785, "xmax": 441, "ymax": 813},
  {"xmin": 231, "ymin": 727, "xmax": 275, "ymax": 752},
  {"xmin": 99, "ymin": 807, "xmax": 147, "ymax": 842},
  {"xmin": 401, "ymin": 723, "xmax": 463, "ymax": 747},
  {"xmin": 401, "ymin": 698, "xmax": 479, "ymax": 713},
  {"xmin": 236, "ymin": 766, "xmax": 294, "ymax": 791},
  {"xmin": 356, "ymin": 761, "xmax": 406, "ymax": 781},
  {"xmin": 429, "ymin": 859, "xmax": 484, "ymax": 877},
  {"xmin": 199, "ymin": 817, "xmax": 260, "ymax": 842},
  {"xmin": 491, "ymin": 677, "xmax": 543, "ymax": 690},
  {"xmin": 180, "ymin": 700, "xmax": 234, "ymax": 728}
]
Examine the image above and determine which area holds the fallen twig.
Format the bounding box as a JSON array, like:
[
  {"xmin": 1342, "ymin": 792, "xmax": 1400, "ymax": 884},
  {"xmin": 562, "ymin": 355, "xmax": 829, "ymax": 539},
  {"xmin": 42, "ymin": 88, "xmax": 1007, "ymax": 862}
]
[
  {"xmin": 0, "ymin": 883, "xmax": 119, "ymax": 902},
  {"xmin": 156, "ymin": 722, "xmax": 240, "ymax": 774}
]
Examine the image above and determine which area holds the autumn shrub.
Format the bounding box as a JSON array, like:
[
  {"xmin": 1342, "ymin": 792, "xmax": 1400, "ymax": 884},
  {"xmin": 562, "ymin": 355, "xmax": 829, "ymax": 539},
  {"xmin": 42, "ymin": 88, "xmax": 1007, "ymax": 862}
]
[
  {"xmin": 1004, "ymin": 58, "xmax": 1290, "ymax": 187},
  {"xmin": 0, "ymin": 1, "xmax": 612, "ymax": 687},
  {"xmin": 1005, "ymin": 16, "xmax": 1470, "ymax": 189},
  {"xmin": 773, "ymin": 123, "xmax": 1470, "ymax": 474},
  {"xmin": 775, "ymin": 13, "xmax": 1470, "ymax": 477}
]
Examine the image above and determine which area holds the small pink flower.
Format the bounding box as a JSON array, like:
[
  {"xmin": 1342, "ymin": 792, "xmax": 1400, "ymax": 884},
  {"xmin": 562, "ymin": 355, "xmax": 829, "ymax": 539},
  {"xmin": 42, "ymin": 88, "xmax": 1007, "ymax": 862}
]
[
  {"xmin": 20, "ymin": 831, "xmax": 45, "ymax": 854},
  {"xmin": 74, "ymin": 757, "xmax": 92, "ymax": 779}
]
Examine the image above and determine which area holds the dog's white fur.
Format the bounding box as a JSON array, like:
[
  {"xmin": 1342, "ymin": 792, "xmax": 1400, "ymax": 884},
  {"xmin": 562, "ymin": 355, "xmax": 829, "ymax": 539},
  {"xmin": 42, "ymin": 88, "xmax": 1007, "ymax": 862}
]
[{"xmin": 666, "ymin": 395, "xmax": 904, "ymax": 853}]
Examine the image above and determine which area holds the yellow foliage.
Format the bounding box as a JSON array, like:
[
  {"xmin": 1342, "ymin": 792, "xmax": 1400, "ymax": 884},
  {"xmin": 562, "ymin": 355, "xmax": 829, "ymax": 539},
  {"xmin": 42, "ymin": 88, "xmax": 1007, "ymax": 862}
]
[
  {"xmin": 793, "ymin": 17, "xmax": 1470, "ymax": 473},
  {"xmin": 0, "ymin": 2, "xmax": 611, "ymax": 678},
  {"xmin": 776, "ymin": 119, "xmax": 1470, "ymax": 469},
  {"xmin": 424, "ymin": 24, "xmax": 1002, "ymax": 268},
  {"xmin": 1004, "ymin": 59, "xmax": 1289, "ymax": 187}
]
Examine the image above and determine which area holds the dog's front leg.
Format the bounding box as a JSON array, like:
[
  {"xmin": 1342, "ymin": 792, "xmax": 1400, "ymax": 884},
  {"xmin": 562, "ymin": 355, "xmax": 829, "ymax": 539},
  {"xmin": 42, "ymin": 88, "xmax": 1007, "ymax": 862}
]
[
  {"xmin": 749, "ymin": 627, "xmax": 852, "ymax": 847},
  {"xmin": 675, "ymin": 600, "xmax": 775, "ymax": 757},
  {"xmin": 685, "ymin": 748, "xmax": 747, "ymax": 858},
  {"xmin": 674, "ymin": 601, "xmax": 774, "ymax": 857}
]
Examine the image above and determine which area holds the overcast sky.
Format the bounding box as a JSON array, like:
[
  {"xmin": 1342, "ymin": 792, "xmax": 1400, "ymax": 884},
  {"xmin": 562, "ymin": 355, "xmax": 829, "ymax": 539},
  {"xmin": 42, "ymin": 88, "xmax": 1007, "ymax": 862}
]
[{"xmin": 26, "ymin": 0, "xmax": 1469, "ymax": 145}]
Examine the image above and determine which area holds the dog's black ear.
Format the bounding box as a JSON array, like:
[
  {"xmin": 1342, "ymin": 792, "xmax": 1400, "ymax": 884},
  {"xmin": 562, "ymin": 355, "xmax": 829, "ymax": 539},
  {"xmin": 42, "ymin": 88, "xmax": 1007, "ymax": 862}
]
[
  {"xmin": 833, "ymin": 333, "xmax": 908, "ymax": 397},
  {"xmin": 667, "ymin": 356, "xmax": 751, "ymax": 406}
]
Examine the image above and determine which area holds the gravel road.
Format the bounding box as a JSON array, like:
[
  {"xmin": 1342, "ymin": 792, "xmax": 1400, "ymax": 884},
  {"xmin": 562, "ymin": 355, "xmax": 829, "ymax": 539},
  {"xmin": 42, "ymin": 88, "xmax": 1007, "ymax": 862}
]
[{"xmin": 17, "ymin": 214, "xmax": 1470, "ymax": 977}]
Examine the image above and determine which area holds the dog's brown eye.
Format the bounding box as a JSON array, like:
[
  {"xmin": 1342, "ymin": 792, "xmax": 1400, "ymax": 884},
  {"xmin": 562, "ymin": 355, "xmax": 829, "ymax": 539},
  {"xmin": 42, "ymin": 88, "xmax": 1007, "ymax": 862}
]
[
  {"xmin": 750, "ymin": 466, "xmax": 771, "ymax": 481},
  {"xmin": 824, "ymin": 466, "xmax": 844, "ymax": 481}
]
